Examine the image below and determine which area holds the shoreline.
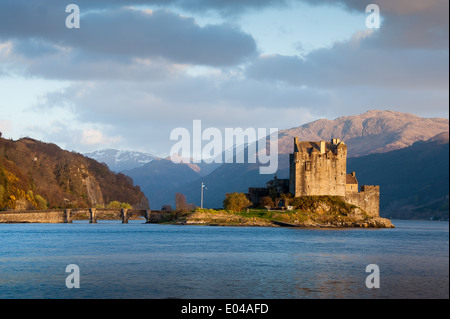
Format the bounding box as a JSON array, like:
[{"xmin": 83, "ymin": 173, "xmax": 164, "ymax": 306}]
[{"xmin": 167, "ymin": 210, "xmax": 396, "ymax": 228}]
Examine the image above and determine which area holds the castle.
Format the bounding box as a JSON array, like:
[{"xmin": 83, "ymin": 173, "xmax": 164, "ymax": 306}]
[{"xmin": 248, "ymin": 138, "xmax": 380, "ymax": 217}]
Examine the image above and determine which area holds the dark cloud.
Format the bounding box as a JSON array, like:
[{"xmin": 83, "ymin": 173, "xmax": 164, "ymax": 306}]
[
  {"xmin": 3, "ymin": 42, "xmax": 183, "ymax": 82},
  {"xmin": 247, "ymin": 38, "xmax": 449, "ymax": 89},
  {"xmin": 62, "ymin": 0, "xmax": 290, "ymax": 16},
  {"xmin": 302, "ymin": 0, "xmax": 449, "ymax": 50},
  {"xmin": 0, "ymin": 3, "xmax": 257, "ymax": 67},
  {"xmin": 11, "ymin": 39, "xmax": 60, "ymax": 58}
]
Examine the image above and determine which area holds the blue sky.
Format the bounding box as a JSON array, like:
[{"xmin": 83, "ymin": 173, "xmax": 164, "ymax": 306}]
[{"xmin": 0, "ymin": 0, "xmax": 448, "ymax": 156}]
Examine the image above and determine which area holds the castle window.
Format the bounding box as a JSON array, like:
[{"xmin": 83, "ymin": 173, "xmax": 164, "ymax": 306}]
[{"xmin": 305, "ymin": 161, "xmax": 311, "ymax": 171}]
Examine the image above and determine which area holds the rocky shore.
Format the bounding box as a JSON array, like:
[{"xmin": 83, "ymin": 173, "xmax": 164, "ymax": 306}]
[{"xmin": 171, "ymin": 209, "xmax": 395, "ymax": 228}]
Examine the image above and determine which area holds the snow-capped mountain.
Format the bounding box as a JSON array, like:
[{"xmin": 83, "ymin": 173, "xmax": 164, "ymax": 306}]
[{"xmin": 84, "ymin": 149, "xmax": 157, "ymax": 172}]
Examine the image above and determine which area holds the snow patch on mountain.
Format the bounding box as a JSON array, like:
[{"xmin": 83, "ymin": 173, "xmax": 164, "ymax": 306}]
[{"xmin": 84, "ymin": 149, "xmax": 157, "ymax": 172}]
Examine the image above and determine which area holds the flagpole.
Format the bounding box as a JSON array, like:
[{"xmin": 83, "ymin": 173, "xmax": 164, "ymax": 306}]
[{"xmin": 201, "ymin": 182, "xmax": 203, "ymax": 209}]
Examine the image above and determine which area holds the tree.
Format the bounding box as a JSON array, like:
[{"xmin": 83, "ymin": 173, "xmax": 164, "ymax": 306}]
[
  {"xmin": 175, "ymin": 193, "xmax": 188, "ymax": 211},
  {"xmin": 106, "ymin": 201, "xmax": 132, "ymax": 209},
  {"xmin": 120, "ymin": 202, "xmax": 133, "ymax": 209},
  {"xmin": 259, "ymin": 196, "xmax": 274, "ymax": 209},
  {"xmin": 223, "ymin": 192, "xmax": 252, "ymax": 213},
  {"xmin": 35, "ymin": 195, "xmax": 48, "ymax": 210},
  {"xmin": 106, "ymin": 201, "xmax": 121, "ymax": 209}
]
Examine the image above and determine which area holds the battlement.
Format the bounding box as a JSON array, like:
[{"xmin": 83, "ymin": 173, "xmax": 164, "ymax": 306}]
[
  {"xmin": 293, "ymin": 138, "xmax": 346, "ymax": 158},
  {"xmin": 361, "ymin": 185, "xmax": 380, "ymax": 193}
]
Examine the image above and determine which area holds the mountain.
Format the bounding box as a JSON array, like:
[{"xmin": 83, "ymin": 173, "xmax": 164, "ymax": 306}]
[
  {"xmin": 146, "ymin": 111, "xmax": 449, "ymax": 217},
  {"xmin": 347, "ymin": 132, "xmax": 449, "ymax": 220},
  {"xmin": 278, "ymin": 110, "xmax": 449, "ymax": 157},
  {"xmin": 122, "ymin": 154, "xmax": 222, "ymax": 209},
  {"xmin": 171, "ymin": 133, "xmax": 449, "ymax": 219},
  {"xmin": 84, "ymin": 149, "xmax": 157, "ymax": 172},
  {"xmin": 0, "ymin": 137, "xmax": 149, "ymax": 210},
  {"xmin": 123, "ymin": 157, "xmax": 201, "ymax": 209},
  {"xmin": 113, "ymin": 110, "xmax": 448, "ymax": 217}
]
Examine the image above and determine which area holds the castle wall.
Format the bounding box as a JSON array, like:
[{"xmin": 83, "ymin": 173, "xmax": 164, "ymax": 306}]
[
  {"xmin": 290, "ymin": 140, "xmax": 347, "ymax": 197},
  {"xmin": 287, "ymin": 138, "xmax": 380, "ymax": 218},
  {"xmin": 346, "ymin": 184, "xmax": 358, "ymax": 193},
  {"xmin": 345, "ymin": 185, "xmax": 380, "ymax": 217}
]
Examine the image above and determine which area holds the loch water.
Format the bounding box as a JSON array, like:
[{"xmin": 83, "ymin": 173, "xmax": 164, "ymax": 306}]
[{"xmin": 0, "ymin": 220, "xmax": 448, "ymax": 299}]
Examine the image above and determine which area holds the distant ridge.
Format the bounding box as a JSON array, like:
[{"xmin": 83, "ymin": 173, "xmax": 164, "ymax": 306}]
[
  {"xmin": 347, "ymin": 133, "xmax": 449, "ymax": 219},
  {"xmin": 84, "ymin": 149, "xmax": 157, "ymax": 172},
  {"xmin": 277, "ymin": 110, "xmax": 449, "ymax": 157}
]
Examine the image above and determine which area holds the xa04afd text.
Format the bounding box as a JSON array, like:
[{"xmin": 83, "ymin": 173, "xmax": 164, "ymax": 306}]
[{"xmin": 226, "ymin": 304, "xmax": 268, "ymax": 314}]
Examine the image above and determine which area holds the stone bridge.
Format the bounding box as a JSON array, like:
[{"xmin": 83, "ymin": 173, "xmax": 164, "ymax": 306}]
[{"xmin": 0, "ymin": 209, "xmax": 175, "ymax": 224}]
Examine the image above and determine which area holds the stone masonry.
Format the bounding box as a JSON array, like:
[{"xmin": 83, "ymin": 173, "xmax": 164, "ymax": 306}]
[
  {"xmin": 289, "ymin": 138, "xmax": 347, "ymax": 197},
  {"xmin": 289, "ymin": 138, "xmax": 380, "ymax": 217}
]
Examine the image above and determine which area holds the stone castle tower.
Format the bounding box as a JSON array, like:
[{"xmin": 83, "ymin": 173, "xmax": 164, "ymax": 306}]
[
  {"xmin": 248, "ymin": 137, "xmax": 380, "ymax": 217},
  {"xmin": 289, "ymin": 138, "xmax": 380, "ymax": 217},
  {"xmin": 289, "ymin": 138, "xmax": 347, "ymax": 197}
]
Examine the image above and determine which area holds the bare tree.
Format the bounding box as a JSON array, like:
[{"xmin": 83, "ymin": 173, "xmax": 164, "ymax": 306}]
[{"xmin": 175, "ymin": 193, "xmax": 188, "ymax": 211}]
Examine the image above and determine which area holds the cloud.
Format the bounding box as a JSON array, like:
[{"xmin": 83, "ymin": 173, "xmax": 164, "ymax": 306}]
[
  {"xmin": 29, "ymin": 75, "xmax": 328, "ymax": 154},
  {"xmin": 81, "ymin": 128, "xmax": 122, "ymax": 146},
  {"xmin": 246, "ymin": 36, "xmax": 449, "ymax": 90},
  {"xmin": 24, "ymin": 120, "xmax": 123, "ymax": 153},
  {"xmin": 3, "ymin": 44, "xmax": 185, "ymax": 82},
  {"xmin": 0, "ymin": 4, "xmax": 257, "ymax": 67},
  {"xmin": 243, "ymin": 0, "xmax": 449, "ymax": 90},
  {"xmin": 55, "ymin": 0, "xmax": 291, "ymax": 16},
  {"xmin": 1, "ymin": 0, "xmax": 448, "ymax": 156},
  {"xmin": 0, "ymin": 119, "xmax": 12, "ymax": 133},
  {"xmin": 302, "ymin": 0, "xmax": 449, "ymax": 50}
]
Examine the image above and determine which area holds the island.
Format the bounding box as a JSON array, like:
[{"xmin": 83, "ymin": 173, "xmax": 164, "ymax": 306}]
[
  {"xmin": 153, "ymin": 195, "xmax": 394, "ymax": 228},
  {"xmin": 153, "ymin": 137, "xmax": 395, "ymax": 228}
]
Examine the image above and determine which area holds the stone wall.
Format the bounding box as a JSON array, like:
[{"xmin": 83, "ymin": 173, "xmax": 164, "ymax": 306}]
[
  {"xmin": 147, "ymin": 210, "xmax": 177, "ymax": 223},
  {"xmin": 290, "ymin": 138, "xmax": 347, "ymax": 197},
  {"xmin": 0, "ymin": 210, "xmax": 67, "ymax": 223},
  {"xmin": 345, "ymin": 185, "xmax": 380, "ymax": 217},
  {"xmin": 0, "ymin": 209, "xmax": 151, "ymax": 223}
]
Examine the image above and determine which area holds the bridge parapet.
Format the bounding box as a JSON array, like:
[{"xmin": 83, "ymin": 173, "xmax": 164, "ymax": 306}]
[{"xmin": 0, "ymin": 208, "xmax": 153, "ymax": 224}]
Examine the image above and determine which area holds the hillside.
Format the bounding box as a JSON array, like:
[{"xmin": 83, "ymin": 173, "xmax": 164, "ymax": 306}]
[
  {"xmin": 0, "ymin": 137, "xmax": 149, "ymax": 210},
  {"xmin": 347, "ymin": 132, "xmax": 449, "ymax": 220},
  {"xmin": 123, "ymin": 157, "xmax": 201, "ymax": 209},
  {"xmin": 278, "ymin": 110, "xmax": 449, "ymax": 156}
]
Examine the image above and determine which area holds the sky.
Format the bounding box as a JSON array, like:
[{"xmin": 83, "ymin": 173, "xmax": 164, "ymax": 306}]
[{"xmin": 0, "ymin": 0, "xmax": 448, "ymax": 157}]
